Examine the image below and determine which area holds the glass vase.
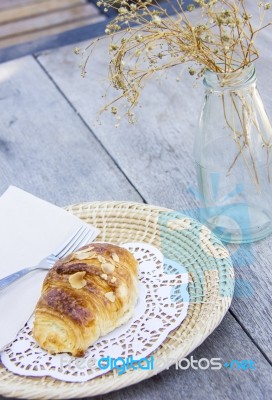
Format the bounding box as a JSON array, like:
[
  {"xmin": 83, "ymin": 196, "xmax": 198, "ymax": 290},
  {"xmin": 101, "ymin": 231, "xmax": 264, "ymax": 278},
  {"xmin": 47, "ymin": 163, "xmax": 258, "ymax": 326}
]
[{"xmin": 194, "ymin": 64, "xmax": 272, "ymax": 243}]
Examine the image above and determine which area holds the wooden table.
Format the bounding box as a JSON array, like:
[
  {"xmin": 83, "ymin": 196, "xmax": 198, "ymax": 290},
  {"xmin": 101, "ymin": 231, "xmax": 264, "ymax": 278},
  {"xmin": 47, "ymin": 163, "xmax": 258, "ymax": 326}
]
[
  {"xmin": 0, "ymin": 6, "xmax": 271, "ymax": 400},
  {"xmin": 0, "ymin": 0, "xmax": 105, "ymax": 49}
]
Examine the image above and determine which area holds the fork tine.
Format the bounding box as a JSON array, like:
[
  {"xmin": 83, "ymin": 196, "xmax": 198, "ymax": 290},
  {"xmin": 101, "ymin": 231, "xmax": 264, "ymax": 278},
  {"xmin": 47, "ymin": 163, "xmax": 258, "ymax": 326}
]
[
  {"xmin": 57, "ymin": 226, "xmax": 92, "ymax": 258},
  {"xmin": 60, "ymin": 229, "xmax": 93, "ymax": 258},
  {"xmin": 53, "ymin": 226, "xmax": 85, "ymax": 258},
  {"xmin": 47, "ymin": 255, "xmax": 58, "ymax": 264},
  {"xmin": 68, "ymin": 230, "xmax": 93, "ymax": 254}
]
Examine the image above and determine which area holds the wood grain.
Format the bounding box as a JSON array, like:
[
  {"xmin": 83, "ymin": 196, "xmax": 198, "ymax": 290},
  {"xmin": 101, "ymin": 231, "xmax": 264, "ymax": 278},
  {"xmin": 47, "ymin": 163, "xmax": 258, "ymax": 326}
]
[
  {"xmin": 40, "ymin": 41, "xmax": 199, "ymax": 210},
  {"xmin": 0, "ymin": 55, "xmax": 142, "ymax": 206},
  {"xmin": 0, "ymin": 4, "xmax": 271, "ymax": 400},
  {"xmin": 37, "ymin": 10, "xmax": 272, "ymax": 362},
  {"xmin": 0, "ymin": 4, "xmax": 99, "ymax": 38},
  {"xmin": 0, "ymin": 15, "xmax": 106, "ymax": 48},
  {"xmin": 0, "ymin": 0, "xmax": 45, "ymax": 11},
  {"xmin": 94, "ymin": 313, "xmax": 272, "ymax": 400},
  {"xmin": 0, "ymin": 0, "xmax": 85, "ymax": 25}
]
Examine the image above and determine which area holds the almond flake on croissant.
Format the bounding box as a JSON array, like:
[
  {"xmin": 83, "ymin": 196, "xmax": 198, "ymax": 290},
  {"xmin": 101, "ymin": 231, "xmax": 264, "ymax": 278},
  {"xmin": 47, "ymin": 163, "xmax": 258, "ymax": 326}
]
[{"xmin": 33, "ymin": 243, "xmax": 138, "ymax": 356}]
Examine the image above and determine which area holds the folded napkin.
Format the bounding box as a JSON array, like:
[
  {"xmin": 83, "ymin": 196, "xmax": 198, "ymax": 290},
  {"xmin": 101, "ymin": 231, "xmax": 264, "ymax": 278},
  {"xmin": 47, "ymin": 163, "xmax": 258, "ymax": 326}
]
[{"xmin": 0, "ymin": 186, "xmax": 99, "ymax": 350}]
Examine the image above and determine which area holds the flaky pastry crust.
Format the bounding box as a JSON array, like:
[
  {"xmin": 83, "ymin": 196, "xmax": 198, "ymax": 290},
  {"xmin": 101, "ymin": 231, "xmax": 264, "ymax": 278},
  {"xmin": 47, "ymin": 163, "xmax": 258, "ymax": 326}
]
[{"xmin": 33, "ymin": 243, "xmax": 138, "ymax": 356}]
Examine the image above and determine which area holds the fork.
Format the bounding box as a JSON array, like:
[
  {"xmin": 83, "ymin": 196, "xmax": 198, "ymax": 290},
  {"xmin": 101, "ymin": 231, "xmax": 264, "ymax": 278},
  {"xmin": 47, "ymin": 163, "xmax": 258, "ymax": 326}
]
[{"xmin": 0, "ymin": 225, "xmax": 93, "ymax": 291}]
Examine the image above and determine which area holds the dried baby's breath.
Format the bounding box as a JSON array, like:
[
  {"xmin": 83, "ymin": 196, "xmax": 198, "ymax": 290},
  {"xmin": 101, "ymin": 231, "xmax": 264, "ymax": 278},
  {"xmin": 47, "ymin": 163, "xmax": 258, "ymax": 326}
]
[{"xmin": 76, "ymin": 0, "xmax": 271, "ymax": 123}]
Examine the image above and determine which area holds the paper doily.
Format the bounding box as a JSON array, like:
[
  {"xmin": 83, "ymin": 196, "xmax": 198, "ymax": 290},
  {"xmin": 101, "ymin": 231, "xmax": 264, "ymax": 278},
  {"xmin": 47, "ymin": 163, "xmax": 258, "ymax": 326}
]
[{"xmin": 1, "ymin": 242, "xmax": 189, "ymax": 382}]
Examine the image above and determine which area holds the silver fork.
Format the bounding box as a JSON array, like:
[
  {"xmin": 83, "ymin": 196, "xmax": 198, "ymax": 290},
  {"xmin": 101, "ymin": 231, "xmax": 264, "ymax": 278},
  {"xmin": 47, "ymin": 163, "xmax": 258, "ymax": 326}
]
[{"xmin": 0, "ymin": 225, "xmax": 93, "ymax": 291}]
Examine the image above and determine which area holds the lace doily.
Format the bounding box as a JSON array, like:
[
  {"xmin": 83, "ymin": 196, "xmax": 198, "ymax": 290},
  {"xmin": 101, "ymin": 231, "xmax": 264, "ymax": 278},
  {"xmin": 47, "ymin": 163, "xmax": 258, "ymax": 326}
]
[{"xmin": 1, "ymin": 242, "xmax": 189, "ymax": 382}]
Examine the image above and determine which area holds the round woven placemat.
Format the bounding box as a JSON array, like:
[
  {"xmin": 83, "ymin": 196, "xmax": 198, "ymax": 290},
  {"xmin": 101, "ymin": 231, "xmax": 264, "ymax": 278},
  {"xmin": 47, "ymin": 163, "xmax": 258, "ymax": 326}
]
[{"xmin": 0, "ymin": 201, "xmax": 234, "ymax": 399}]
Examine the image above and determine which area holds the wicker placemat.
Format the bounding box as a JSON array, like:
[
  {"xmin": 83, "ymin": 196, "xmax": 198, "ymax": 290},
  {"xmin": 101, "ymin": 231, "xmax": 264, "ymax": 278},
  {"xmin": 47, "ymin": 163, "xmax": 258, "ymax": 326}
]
[{"xmin": 0, "ymin": 201, "xmax": 234, "ymax": 399}]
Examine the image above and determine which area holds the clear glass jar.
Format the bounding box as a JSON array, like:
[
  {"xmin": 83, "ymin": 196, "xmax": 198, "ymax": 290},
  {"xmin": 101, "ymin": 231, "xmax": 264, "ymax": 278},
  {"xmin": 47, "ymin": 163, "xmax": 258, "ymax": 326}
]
[{"xmin": 194, "ymin": 64, "xmax": 272, "ymax": 243}]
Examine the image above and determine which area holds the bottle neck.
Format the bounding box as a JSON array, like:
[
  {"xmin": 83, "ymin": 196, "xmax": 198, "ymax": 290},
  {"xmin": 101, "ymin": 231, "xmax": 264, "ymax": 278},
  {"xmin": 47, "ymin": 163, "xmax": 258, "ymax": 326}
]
[{"xmin": 203, "ymin": 64, "xmax": 256, "ymax": 91}]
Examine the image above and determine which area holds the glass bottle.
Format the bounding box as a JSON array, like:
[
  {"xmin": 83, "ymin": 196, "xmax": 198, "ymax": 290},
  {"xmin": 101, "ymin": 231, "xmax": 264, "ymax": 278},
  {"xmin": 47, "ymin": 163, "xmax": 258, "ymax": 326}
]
[{"xmin": 194, "ymin": 64, "xmax": 272, "ymax": 243}]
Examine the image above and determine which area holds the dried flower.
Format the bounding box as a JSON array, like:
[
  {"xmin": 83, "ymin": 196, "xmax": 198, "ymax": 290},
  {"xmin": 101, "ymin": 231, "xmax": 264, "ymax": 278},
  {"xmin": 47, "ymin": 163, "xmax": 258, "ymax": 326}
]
[
  {"xmin": 111, "ymin": 106, "xmax": 118, "ymax": 115},
  {"xmin": 152, "ymin": 15, "xmax": 162, "ymax": 25},
  {"xmin": 187, "ymin": 4, "xmax": 195, "ymax": 12},
  {"xmin": 189, "ymin": 67, "xmax": 196, "ymax": 76},
  {"xmin": 78, "ymin": 0, "xmax": 272, "ymax": 122}
]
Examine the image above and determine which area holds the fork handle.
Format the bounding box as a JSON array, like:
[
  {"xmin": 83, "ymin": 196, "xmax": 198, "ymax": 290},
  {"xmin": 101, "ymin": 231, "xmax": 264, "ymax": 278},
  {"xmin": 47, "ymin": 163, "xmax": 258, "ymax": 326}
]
[{"xmin": 0, "ymin": 267, "xmax": 36, "ymax": 290}]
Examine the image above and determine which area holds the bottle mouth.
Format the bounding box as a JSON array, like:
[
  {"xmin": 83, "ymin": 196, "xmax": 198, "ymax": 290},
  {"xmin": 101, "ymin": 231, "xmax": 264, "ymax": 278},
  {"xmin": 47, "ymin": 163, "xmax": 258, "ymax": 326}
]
[{"xmin": 203, "ymin": 64, "xmax": 256, "ymax": 90}]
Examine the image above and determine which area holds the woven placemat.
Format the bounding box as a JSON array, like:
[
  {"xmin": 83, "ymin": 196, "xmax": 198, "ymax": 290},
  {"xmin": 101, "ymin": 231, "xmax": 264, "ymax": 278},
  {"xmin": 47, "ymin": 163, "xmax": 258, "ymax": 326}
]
[{"xmin": 0, "ymin": 201, "xmax": 234, "ymax": 399}]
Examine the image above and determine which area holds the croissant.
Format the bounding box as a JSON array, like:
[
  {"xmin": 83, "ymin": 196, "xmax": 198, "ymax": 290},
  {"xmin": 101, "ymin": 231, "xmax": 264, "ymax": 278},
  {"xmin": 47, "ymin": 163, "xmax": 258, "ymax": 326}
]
[{"xmin": 33, "ymin": 243, "xmax": 138, "ymax": 356}]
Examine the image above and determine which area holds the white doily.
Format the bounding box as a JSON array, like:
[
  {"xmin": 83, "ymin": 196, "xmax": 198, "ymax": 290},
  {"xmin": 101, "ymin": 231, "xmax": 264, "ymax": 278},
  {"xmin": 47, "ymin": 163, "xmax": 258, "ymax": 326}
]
[{"xmin": 1, "ymin": 242, "xmax": 189, "ymax": 382}]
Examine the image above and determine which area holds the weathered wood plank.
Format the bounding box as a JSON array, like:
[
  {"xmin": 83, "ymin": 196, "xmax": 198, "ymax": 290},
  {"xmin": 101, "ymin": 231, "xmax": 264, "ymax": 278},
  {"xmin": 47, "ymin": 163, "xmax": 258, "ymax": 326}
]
[
  {"xmin": 40, "ymin": 40, "xmax": 198, "ymax": 209},
  {"xmin": 0, "ymin": 4, "xmax": 99, "ymax": 43},
  {"xmin": 0, "ymin": 0, "xmax": 85, "ymax": 25},
  {"xmin": 0, "ymin": 15, "xmax": 106, "ymax": 48},
  {"xmin": 0, "ymin": 18, "xmax": 108, "ymax": 63},
  {"xmin": 92, "ymin": 313, "xmax": 272, "ymax": 400},
  {"xmin": 38, "ymin": 10, "xmax": 272, "ymax": 362},
  {"xmin": 0, "ymin": 55, "xmax": 142, "ymax": 206},
  {"xmin": 0, "ymin": 0, "xmax": 45, "ymax": 11},
  {"xmin": 0, "ymin": 5, "xmax": 270, "ymax": 400}
]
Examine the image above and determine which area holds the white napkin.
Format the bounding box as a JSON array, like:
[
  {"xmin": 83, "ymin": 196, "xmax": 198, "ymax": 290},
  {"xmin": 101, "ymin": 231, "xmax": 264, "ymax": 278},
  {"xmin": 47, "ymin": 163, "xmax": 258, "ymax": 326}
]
[{"xmin": 0, "ymin": 186, "xmax": 99, "ymax": 350}]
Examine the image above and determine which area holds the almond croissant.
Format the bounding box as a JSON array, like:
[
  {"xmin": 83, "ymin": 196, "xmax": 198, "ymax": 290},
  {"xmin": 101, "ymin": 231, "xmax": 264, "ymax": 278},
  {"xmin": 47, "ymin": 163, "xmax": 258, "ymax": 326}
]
[{"xmin": 33, "ymin": 243, "xmax": 138, "ymax": 356}]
